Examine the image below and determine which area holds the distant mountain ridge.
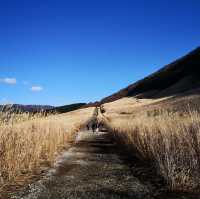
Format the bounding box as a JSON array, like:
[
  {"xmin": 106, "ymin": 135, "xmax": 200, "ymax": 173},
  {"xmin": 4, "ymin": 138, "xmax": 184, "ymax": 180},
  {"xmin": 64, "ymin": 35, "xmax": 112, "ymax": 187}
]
[
  {"xmin": 0, "ymin": 103, "xmax": 86, "ymax": 113},
  {"xmin": 0, "ymin": 104, "xmax": 54, "ymax": 113},
  {"xmin": 100, "ymin": 47, "xmax": 200, "ymax": 104}
]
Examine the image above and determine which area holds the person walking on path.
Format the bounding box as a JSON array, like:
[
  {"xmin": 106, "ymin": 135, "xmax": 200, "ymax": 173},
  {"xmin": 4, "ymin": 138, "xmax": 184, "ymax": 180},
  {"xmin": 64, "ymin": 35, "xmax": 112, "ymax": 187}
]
[
  {"xmin": 86, "ymin": 118, "xmax": 98, "ymax": 133},
  {"xmin": 91, "ymin": 122, "xmax": 96, "ymax": 133}
]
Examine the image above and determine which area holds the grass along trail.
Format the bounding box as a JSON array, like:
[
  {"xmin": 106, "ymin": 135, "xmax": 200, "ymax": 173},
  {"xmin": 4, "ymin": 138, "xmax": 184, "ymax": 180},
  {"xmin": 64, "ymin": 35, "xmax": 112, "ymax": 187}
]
[
  {"xmin": 11, "ymin": 129, "xmax": 156, "ymax": 199},
  {"xmin": 11, "ymin": 127, "xmax": 198, "ymax": 199}
]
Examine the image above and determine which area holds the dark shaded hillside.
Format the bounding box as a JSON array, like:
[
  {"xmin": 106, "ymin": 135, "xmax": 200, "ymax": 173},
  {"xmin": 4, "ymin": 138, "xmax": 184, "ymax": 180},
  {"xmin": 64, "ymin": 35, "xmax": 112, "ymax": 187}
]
[
  {"xmin": 49, "ymin": 103, "xmax": 86, "ymax": 113},
  {"xmin": 101, "ymin": 47, "xmax": 200, "ymax": 103}
]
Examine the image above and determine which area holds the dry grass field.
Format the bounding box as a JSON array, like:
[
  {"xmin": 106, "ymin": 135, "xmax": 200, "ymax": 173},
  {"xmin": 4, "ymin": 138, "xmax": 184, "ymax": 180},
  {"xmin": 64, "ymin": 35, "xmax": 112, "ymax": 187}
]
[
  {"xmin": 0, "ymin": 107, "xmax": 94, "ymax": 195},
  {"xmin": 101, "ymin": 96, "xmax": 200, "ymax": 191}
]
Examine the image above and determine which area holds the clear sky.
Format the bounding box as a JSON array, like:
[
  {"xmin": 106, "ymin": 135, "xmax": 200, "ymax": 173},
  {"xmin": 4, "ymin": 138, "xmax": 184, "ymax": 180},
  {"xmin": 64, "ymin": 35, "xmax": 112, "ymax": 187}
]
[{"xmin": 0, "ymin": 0, "xmax": 200, "ymax": 105}]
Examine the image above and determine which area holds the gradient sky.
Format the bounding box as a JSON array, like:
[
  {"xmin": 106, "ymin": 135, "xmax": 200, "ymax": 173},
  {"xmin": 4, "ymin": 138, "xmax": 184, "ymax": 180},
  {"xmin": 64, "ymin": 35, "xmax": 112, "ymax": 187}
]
[{"xmin": 0, "ymin": 0, "xmax": 200, "ymax": 105}]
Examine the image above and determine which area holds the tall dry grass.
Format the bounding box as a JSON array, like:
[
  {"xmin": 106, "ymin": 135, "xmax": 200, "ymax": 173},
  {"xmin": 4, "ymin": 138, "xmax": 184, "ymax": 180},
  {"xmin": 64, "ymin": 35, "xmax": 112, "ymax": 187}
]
[
  {"xmin": 0, "ymin": 109, "xmax": 51, "ymax": 126},
  {"xmin": 0, "ymin": 107, "xmax": 94, "ymax": 192},
  {"xmin": 103, "ymin": 108, "xmax": 200, "ymax": 191}
]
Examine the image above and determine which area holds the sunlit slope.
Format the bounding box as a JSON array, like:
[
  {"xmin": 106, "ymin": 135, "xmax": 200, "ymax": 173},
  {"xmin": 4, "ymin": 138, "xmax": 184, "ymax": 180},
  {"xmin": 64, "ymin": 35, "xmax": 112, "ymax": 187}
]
[{"xmin": 101, "ymin": 93, "xmax": 200, "ymax": 191}]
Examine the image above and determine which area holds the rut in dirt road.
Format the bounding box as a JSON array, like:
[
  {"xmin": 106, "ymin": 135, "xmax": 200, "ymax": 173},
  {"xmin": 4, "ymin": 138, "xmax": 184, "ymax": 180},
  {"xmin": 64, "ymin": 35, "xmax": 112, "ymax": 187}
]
[{"xmin": 12, "ymin": 130, "xmax": 154, "ymax": 199}]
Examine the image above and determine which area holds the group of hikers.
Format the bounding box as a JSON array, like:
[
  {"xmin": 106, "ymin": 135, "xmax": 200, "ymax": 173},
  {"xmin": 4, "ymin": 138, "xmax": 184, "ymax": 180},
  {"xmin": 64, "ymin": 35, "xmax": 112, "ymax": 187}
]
[
  {"xmin": 86, "ymin": 118, "xmax": 103, "ymax": 133},
  {"xmin": 86, "ymin": 106, "xmax": 105, "ymax": 133}
]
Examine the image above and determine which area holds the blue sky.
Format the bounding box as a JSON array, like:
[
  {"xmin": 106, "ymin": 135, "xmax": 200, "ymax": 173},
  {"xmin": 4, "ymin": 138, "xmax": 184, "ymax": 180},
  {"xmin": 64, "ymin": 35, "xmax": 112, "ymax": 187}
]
[{"xmin": 0, "ymin": 0, "xmax": 200, "ymax": 105}]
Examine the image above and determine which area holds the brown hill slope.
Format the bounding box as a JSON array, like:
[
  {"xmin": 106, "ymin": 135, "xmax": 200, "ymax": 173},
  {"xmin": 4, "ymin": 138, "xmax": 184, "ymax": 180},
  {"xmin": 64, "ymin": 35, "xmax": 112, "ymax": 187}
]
[{"xmin": 101, "ymin": 47, "xmax": 200, "ymax": 103}]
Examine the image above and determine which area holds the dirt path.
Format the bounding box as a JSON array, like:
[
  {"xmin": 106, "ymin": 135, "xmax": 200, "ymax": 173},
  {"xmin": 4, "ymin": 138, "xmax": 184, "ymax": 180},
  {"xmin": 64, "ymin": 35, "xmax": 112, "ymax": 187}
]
[
  {"xmin": 11, "ymin": 130, "xmax": 158, "ymax": 199},
  {"xmin": 11, "ymin": 128, "xmax": 198, "ymax": 199}
]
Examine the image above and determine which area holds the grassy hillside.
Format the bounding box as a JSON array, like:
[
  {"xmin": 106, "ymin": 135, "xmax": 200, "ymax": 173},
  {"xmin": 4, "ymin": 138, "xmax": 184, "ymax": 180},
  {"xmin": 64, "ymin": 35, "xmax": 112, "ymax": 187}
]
[
  {"xmin": 100, "ymin": 91, "xmax": 200, "ymax": 192},
  {"xmin": 98, "ymin": 47, "xmax": 200, "ymax": 192},
  {"xmin": 101, "ymin": 47, "xmax": 200, "ymax": 103}
]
